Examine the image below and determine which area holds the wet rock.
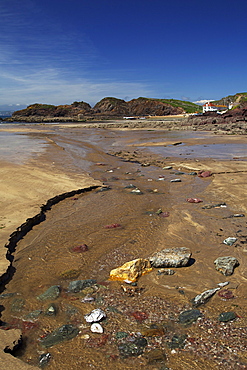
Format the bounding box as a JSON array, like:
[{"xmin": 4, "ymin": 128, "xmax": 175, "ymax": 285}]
[
  {"xmin": 115, "ymin": 331, "xmax": 128, "ymax": 340},
  {"xmin": 40, "ymin": 324, "xmax": 79, "ymax": 348},
  {"xmin": 110, "ymin": 258, "xmax": 152, "ymax": 282},
  {"xmin": 25, "ymin": 310, "xmax": 43, "ymax": 321},
  {"xmin": 68, "ymin": 279, "xmax": 96, "ymax": 293},
  {"xmin": 130, "ymin": 310, "xmax": 148, "ymax": 323},
  {"xmin": 192, "ymin": 287, "xmax": 220, "ymax": 306},
  {"xmin": 218, "ymin": 289, "xmax": 235, "ymax": 300},
  {"xmin": 157, "ymin": 268, "xmax": 175, "ymax": 275},
  {"xmin": 202, "ymin": 202, "xmax": 226, "ymax": 209},
  {"xmin": 118, "ymin": 337, "xmax": 148, "ymax": 358},
  {"xmin": 170, "ymin": 178, "xmax": 181, "ymax": 182},
  {"xmin": 0, "ymin": 292, "xmax": 17, "ymax": 299},
  {"xmin": 145, "ymin": 348, "xmax": 167, "ymax": 364},
  {"xmin": 131, "ymin": 188, "xmax": 143, "ymax": 194},
  {"xmin": 96, "ymin": 186, "xmax": 111, "ymax": 193},
  {"xmin": 37, "ymin": 286, "xmax": 60, "ymax": 301},
  {"xmin": 217, "ymin": 281, "xmax": 229, "ymax": 287},
  {"xmin": 124, "ymin": 184, "xmax": 136, "ymax": 189},
  {"xmin": 59, "ymin": 269, "xmax": 81, "ymax": 279},
  {"xmin": 11, "ymin": 297, "xmax": 25, "ymax": 312},
  {"xmin": 84, "ymin": 308, "xmax": 106, "ymax": 323},
  {"xmin": 223, "ymin": 237, "xmax": 237, "ymax": 246},
  {"xmin": 149, "ymin": 247, "xmax": 192, "ymax": 268},
  {"xmin": 178, "ymin": 309, "xmax": 202, "ymax": 325},
  {"xmin": 187, "ymin": 198, "xmax": 203, "ymax": 203},
  {"xmin": 198, "ymin": 170, "xmax": 212, "ymax": 178},
  {"xmin": 104, "ymin": 223, "xmax": 121, "ymax": 229},
  {"xmin": 188, "ymin": 172, "xmax": 197, "ymax": 175},
  {"xmin": 39, "ymin": 353, "xmax": 51, "ymax": 368},
  {"xmin": 141, "ymin": 327, "xmax": 164, "ymax": 337},
  {"xmin": 91, "ymin": 323, "xmax": 104, "ymax": 333},
  {"xmin": 163, "ymin": 166, "xmax": 173, "ymax": 170},
  {"xmin": 218, "ymin": 311, "xmax": 237, "ymax": 322},
  {"xmin": 214, "ymin": 256, "xmax": 239, "ymax": 276},
  {"xmin": 168, "ymin": 334, "xmax": 187, "ymax": 349},
  {"xmin": 45, "ymin": 304, "xmax": 57, "ymax": 316},
  {"xmin": 71, "ymin": 244, "xmax": 89, "ymax": 252}
]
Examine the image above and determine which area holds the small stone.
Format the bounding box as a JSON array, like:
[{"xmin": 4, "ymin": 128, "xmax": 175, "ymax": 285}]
[
  {"xmin": 131, "ymin": 188, "xmax": 143, "ymax": 194},
  {"xmin": 71, "ymin": 244, "xmax": 88, "ymax": 253},
  {"xmin": 168, "ymin": 334, "xmax": 187, "ymax": 349},
  {"xmin": 149, "ymin": 247, "xmax": 192, "ymax": 268},
  {"xmin": 84, "ymin": 308, "xmax": 106, "ymax": 323},
  {"xmin": 157, "ymin": 268, "xmax": 175, "ymax": 275},
  {"xmin": 80, "ymin": 334, "xmax": 90, "ymax": 339},
  {"xmin": 11, "ymin": 297, "xmax": 25, "ymax": 312},
  {"xmin": 115, "ymin": 331, "xmax": 128, "ymax": 340},
  {"xmin": 163, "ymin": 166, "xmax": 173, "ymax": 170},
  {"xmin": 40, "ymin": 324, "xmax": 79, "ymax": 348},
  {"xmin": 45, "ymin": 304, "xmax": 57, "ymax": 316},
  {"xmin": 218, "ymin": 311, "xmax": 237, "ymax": 322},
  {"xmin": 68, "ymin": 279, "xmax": 96, "ymax": 293},
  {"xmin": 179, "ymin": 309, "xmax": 202, "ymax": 325},
  {"xmin": 214, "ymin": 256, "xmax": 239, "ymax": 276},
  {"xmin": 59, "ymin": 269, "xmax": 81, "ymax": 279},
  {"xmin": 217, "ymin": 281, "xmax": 229, "ymax": 287},
  {"xmin": 91, "ymin": 323, "xmax": 104, "ymax": 333},
  {"xmin": 118, "ymin": 337, "xmax": 148, "ymax": 358},
  {"xmin": 187, "ymin": 198, "xmax": 203, "ymax": 203},
  {"xmin": 223, "ymin": 237, "xmax": 237, "ymax": 246},
  {"xmin": 39, "ymin": 353, "xmax": 51, "ymax": 368},
  {"xmin": 192, "ymin": 288, "xmax": 220, "ymax": 306},
  {"xmin": 170, "ymin": 179, "xmax": 181, "ymax": 182},
  {"xmin": 145, "ymin": 349, "xmax": 167, "ymax": 364},
  {"xmin": 37, "ymin": 286, "xmax": 60, "ymax": 301}
]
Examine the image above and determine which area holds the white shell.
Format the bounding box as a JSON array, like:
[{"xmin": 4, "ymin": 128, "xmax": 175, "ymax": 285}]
[
  {"xmin": 91, "ymin": 323, "xmax": 104, "ymax": 333},
  {"xmin": 84, "ymin": 308, "xmax": 106, "ymax": 323}
]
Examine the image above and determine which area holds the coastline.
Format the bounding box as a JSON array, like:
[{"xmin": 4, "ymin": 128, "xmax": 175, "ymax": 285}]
[{"xmin": 0, "ymin": 122, "xmax": 246, "ymax": 369}]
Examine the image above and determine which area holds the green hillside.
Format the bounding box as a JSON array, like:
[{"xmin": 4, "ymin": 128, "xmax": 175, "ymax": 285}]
[
  {"xmin": 213, "ymin": 92, "xmax": 247, "ymax": 109},
  {"xmin": 137, "ymin": 97, "xmax": 202, "ymax": 113}
]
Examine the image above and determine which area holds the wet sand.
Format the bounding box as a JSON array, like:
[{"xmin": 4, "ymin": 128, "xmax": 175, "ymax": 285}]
[{"xmin": 0, "ymin": 122, "xmax": 247, "ymax": 369}]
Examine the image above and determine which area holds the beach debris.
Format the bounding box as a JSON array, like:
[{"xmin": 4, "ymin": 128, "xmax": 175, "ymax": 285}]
[
  {"xmin": 187, "ymin": 198, "xmax": 203, "ymax": 203},
  {"xmin": 224, "ymin": 213, "xmax": 245, "ymax": 218},
  {"xmin": 202, "ymin": 202, "xmax": 226, "ymax": 209},
  {"xmin": 214, "ymin": 256, "xmax": 239, "ymax": 276},
  {"xmin": 149, "ymin": 247, "xmax": 192, "ymax": 268},
  {"xmin": 68, "ymin": 279, "xmax": 96, "ymax": 293},
  {"xmin": 170, "ymin": 178, "xmax": 181, "ymax": 182},
  {"xmin": 91, "ymin": 323, "xmax": 104, "ymax": 333},
  {"xmin": 217, "ymin": 281, "xmax": 229, "ymax": 287},
  {"xmin": 39, "ymin": 352, "xmax": 51, "ymax": 368},
  {"xmin": 192, "ymin": 287, "xmax": 220, "ymax": 307},
  {"xmin": 179, "ymin": 309, "xmax": 202, "ymax": 325},
  {"xmin": 45, "ymin": 303, "xmax": 57, "ymax": 316},
  {"xmin": 40, "ymin": 324, "xmax": 79, "ymax": 348},
  {"xmin": 84, "ymin": 308, "xmax": 106, "ymax": 323},
  {"xmin": 218, "ymin": 311, "xmax": 237, "ymax": 322},
  {"xmin": 71, "ymin": 244, "xmax": 89, "ymax": 252},
  {"xmin": 118, "ymin": 336, "xmax": 148, "ymax": 358},
  {"xmin": 157, "ymin": 268, "xmax": 175, "ymax": 275},
  {"xmin": 198, "ymin": 170, "xmax": 212, "ymax": 178},
  {"xmin": 110, "ymin": 258, "xmax": 152, "ymax": 282},
  {"xmin": 163, "ymin": 166, "xmax": 173, "ymax": 170},
  {"xmin": 104, "ymin": 223, "xmax": 122, "ymax": 229},
  {"xmin": 218, "ymin": 289, "xmax": 235, "ymax": 300},
  {"xmin": 223, "ymin": 237, "xmax": 238, "ymax": 246}
]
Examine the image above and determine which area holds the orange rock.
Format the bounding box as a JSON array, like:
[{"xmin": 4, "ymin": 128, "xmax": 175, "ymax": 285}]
[{"xmin": 109, "ymin": 258, "xmax": 152, "ymax": 282}]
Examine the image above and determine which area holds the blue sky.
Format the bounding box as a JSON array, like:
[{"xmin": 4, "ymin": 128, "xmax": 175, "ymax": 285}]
[{"xmin": 1, "ymin": 0, "xmax": 247, "ymax": 110}]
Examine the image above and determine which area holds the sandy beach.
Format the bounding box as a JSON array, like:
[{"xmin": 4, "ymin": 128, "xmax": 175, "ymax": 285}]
[{"xmin": 0, "ymin": 121, "xmax": 246, "ymax": 369}]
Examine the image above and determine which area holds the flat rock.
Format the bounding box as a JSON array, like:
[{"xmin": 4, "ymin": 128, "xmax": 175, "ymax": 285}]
[
  {"xmin": 192, "ymin": 287, "xmax": 220, "ymax": 306},
  {"xmin": 179, "ymin": 309, "xmax": 202, "ymax": 325},
  {"xmin": 110, "ymin": 258, "xmax": 152, "ymax": 282},
  {"xmin": 214, "ymin": 256, "xmax": 239, "ymax": 276},
  {"xmin": 68, "ymin": 279, "xmax": 96, "ymax": 293},
  {"xmin": 149, "ymin": 247, "xmax": 192, "ymax": 268},
  {"xmin": 40, "ymin": 324, "xmax": 79, "ymax": 348},
  {"xmin": 37, "ymin": 285, "xmax": 60, "ymax": 301}
]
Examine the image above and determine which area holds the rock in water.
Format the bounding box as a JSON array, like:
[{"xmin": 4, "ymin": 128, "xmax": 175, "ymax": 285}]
[
  {"xmin": 109, "ymin": 258, "xmax": 152, "ymax": 282},
  {"xmin": 214, "ymin": 256, "xmax": 239, "ymax": 276},
  {"xmin": 149, "ymin": 247, "xmax": 191, "ymax": 268},
  {"xmin": 192, "ymin": 287, "xmax": 220, "ymax": 307},
  {"xmin": 68, "ymin": 279, "xmax": 96, "ymax": 293},
  {"xmin": 223, "ymin": 237, "xmax": 237, "ymax": 246},
  {"xmin": 118, "ymin": 337, "xmax": 148, "ymax": 358},
  {"xmin": 179, "ymin": 309, "xmax": 202, "ymax": 325},
  {"xmin": 218, "ymin": 311, "xmax": 237, "ymax": 322},
  {"xmin": 37, "ymin": 285, "xmax": 60, "ymax": 301},
  {"xmin": 40, "ymin": 324, "xmax": 79, "ymax": 347},
  {"xmin": 91, "ymin": 323, "xmax": 104, "ymax": 333},
  {"xmin": 84, "ymin": 308, "xmax": 106, "ymax": 323}
]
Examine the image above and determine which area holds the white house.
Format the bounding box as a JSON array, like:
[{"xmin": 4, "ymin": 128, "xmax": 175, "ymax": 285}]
[{"xmin": 203, "ymin": 102, "xmax": 229, "ymax": 114}]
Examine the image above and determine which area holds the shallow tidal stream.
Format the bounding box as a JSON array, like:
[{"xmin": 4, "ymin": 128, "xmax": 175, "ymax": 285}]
[{"xmin": 0, "ymin": 127, "xmax": 247, "ymax": 369}]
